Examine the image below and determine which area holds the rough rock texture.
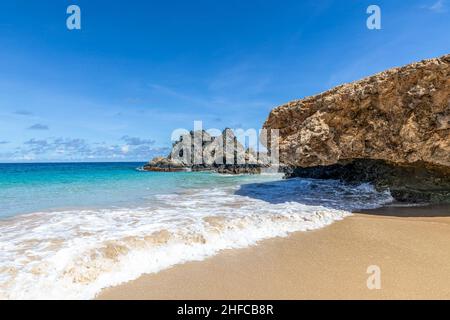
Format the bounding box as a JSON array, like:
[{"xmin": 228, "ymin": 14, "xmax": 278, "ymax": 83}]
[
  {"xmin": 143, "ymin": 157, "xmax": 187, "ymax": 172},
  {"xmin": 287, "ymin": 159, "xmax": 450, "ymax": 203},
  {"xmin": 263, "ymin": 54, "xmax": 450, "ymax": 202},
  {"xmin": 144, "ymin": 129, "xmax": 269, "ymax": 174}
]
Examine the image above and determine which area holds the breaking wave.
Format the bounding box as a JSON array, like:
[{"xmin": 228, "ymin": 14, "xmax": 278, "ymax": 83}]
[{"xmin": 0, "ymin": 176, "xmax": 393, "ymax": 299}]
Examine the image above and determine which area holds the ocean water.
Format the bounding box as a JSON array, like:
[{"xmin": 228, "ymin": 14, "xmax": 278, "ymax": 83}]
[{"xmin": 0, "ymin": 162, "xmax": 393, "ymax": 299}]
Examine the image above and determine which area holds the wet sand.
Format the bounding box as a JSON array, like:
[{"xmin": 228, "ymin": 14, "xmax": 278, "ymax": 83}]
[{"xmin": 98, "ymin": 205, "xmax": 450, "ymax": 300}]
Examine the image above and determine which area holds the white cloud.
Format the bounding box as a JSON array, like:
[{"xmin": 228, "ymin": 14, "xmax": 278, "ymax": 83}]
[
  {"xmin": 14, "ymin": 110, "xmax": 33, "ymax": 116},
  {"xmin": 425, "ymin": 0, "xmax": 447, "ymax": 12},
  {"xmin": 1, "ymin": 137, "xmax": 169, "ymax": 162},
  {"xmin": 28, "ymin": 123, "xmax": 49, "ymax": 130},
  {"xmin": 121, "ymin": 135, "xmax": 155, "ymax": 146}
]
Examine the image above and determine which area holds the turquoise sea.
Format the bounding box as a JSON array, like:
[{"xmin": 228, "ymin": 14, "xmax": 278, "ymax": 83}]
[
  {"xmin": 0, "ymin": 162, "xmax": 393, "ymax": 299},
  {"xmin": 0, "ymin": 162, "xmax": 266, "ymax": 218}
]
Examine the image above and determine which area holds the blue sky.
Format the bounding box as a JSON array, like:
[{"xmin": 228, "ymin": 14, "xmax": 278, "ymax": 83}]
[{"xmin": 0, "ymin": 0, "xmax": 449, "ymax": 162}]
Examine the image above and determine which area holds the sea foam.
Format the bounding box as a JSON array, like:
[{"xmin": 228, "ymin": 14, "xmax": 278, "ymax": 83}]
[{"xmin": 0, "ymin": 177, "xmax": 393, "ymax": 299}]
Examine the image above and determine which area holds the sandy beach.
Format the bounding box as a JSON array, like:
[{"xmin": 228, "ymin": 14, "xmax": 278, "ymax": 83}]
[{"xmin": 98, "ymin": 205, "xmax": 450, "ymax": 300}]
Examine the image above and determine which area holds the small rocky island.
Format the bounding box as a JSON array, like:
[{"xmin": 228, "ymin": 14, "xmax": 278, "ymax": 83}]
[{"xmin": 144, "ymin": 128, "xmax": 271, "ymax": 174}]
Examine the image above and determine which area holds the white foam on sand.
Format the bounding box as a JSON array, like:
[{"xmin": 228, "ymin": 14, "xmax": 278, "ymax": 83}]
[{"xmin": 0, "ymin": 178, "xmax": 393, "ymax": 300}]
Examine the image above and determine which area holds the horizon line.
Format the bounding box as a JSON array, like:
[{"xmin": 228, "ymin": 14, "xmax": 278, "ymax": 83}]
[{"xmin": 0, "ymin": 160, "xmax": 149, "ymax": 164}]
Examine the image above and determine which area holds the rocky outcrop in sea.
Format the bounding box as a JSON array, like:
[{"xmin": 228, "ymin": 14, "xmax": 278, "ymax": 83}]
[
  {"xmin": 144, "ymin": 129, "xmax": 271, "ymax": 174},
  {"xmin": 263, "ymin": 54, "xmax": 450, "ymax": 203}
]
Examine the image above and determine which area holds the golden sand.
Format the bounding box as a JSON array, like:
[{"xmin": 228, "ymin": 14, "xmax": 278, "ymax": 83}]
[{"xmin": 98, "ymin": 206, "xmax": 450, "ymax": 300}]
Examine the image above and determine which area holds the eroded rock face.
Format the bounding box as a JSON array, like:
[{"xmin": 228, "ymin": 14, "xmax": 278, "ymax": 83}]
[
  {"xmin": 286, "ymin": 159, "xmax": 450, "ymax": 203},
  {"xmin": 263, "ymin": 54, "xmax": 450, "ymax": 202}
]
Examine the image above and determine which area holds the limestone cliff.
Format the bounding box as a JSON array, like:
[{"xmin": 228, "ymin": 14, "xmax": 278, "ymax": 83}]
[{"xmin": 263, "ymin": 54, "xmax": 450, "ymax": 202}]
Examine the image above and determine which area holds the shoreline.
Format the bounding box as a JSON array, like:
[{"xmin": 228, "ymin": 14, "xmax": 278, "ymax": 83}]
[{"xmin": 98, "ymin": 205, "xmax": 450, "ymax": 300}]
